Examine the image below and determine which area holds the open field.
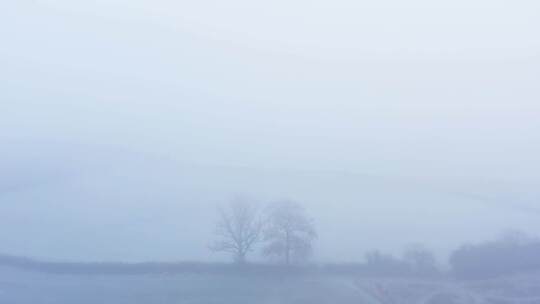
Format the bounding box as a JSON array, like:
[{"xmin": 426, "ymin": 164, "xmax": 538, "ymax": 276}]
[{"xmin": 2, "ymin": 266, "xmax": 540, "ymax": 304}]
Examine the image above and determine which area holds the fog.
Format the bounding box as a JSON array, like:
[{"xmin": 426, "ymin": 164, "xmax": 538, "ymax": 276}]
[{"xmin": 1, "ymin": 0, "xmax": 539, "ymax": 265}]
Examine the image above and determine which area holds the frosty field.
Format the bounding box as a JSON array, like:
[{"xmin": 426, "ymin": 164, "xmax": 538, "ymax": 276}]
[{"xmin": 2, "ymin": 266, "xmax": 540, "ymax": 304}]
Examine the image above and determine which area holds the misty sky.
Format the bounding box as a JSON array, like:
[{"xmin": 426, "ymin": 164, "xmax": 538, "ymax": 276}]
[{"xmin": 1, "ymin": 0, "xmax": 539, "ymax": 263}]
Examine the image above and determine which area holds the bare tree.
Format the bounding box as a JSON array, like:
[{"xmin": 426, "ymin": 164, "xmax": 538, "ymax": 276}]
[
  {"xmin": 403, "ymin": 244, "xmax": 439, "ymax": 276},
  {"xmin": 210, "ymin": 198, "xmax": 263, "ymax": 264},
  {"xmin": 262, "ymin": 200, "xmax": 316, "ymax": 265}
]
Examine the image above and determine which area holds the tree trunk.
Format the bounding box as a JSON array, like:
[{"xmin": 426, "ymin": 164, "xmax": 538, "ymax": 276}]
[{"xmin": 236, "ymin": 251, "xmax": 246, "ymax": 265}]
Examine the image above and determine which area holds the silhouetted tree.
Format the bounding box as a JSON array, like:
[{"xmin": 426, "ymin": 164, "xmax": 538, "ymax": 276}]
[
  {"xmin": 402, "ymin": 244, "xmax": 439, "ymax": 276},
  {"xmin": 210, "ymin": 198, "xmax": 263, "ymax": 264},
  {"xmin": 262, "ymin": 200, "xmax": 316, "ymax": 265},
  {"xmin": 364, "ymin": 250, "xmax": 410, "ymax": 276}
]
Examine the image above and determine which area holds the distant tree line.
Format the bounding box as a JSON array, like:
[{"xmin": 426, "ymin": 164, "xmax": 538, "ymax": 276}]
[
  {"xmin": 2, "ymin": 192, "xmax": 539, "ymax": 280},
  {"xmin": 2, "ymin": 230, "xmax": 540, "ymax": 279},
  {"xmin": 356, "ymin": 231, "xmax": 540, "ymax": 280},
  {"xmin": 363, "ymin": 245, "xmax": 440, "ymax": 277},
  {"xmin": 208, "ymin": 199, "xmax": 540, "ymax": 280},
  {"xmin": 450, "ymin": 231, "xmax": 540, "ymax": 279}
]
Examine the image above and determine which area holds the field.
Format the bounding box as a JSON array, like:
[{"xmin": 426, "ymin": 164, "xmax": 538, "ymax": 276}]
[{"xmin": 2, "ymin": 266, "xmax": 540, "ymax": 304}]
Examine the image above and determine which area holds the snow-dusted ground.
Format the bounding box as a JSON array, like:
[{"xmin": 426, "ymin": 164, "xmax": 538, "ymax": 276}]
[{"xmin": 1, "ymin": 266, "xmax": 540, "ymax": 304}]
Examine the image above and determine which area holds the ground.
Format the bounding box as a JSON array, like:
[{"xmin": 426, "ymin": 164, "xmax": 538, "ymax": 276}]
[{"xmin": 2, "ymin": 267, "xmax": 540, "ymax": 304}]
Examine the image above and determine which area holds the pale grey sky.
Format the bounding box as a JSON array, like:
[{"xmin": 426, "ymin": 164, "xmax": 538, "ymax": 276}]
[{"xmin": 1, "ymin": 0, "xmax": 539, "ymax": 262}]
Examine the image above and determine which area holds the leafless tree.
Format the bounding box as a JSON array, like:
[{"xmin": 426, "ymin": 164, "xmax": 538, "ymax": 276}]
[
  {"xmin": 210, "ymin": 198, "xmax": 263, "ymax": 264},
  {"xmin": 262, "ymin": 200, "xmax": 316, "ymax": 265},
  {"xmin": 403, "ymin": 244, "xmax": 439, "ymax": 275}
]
